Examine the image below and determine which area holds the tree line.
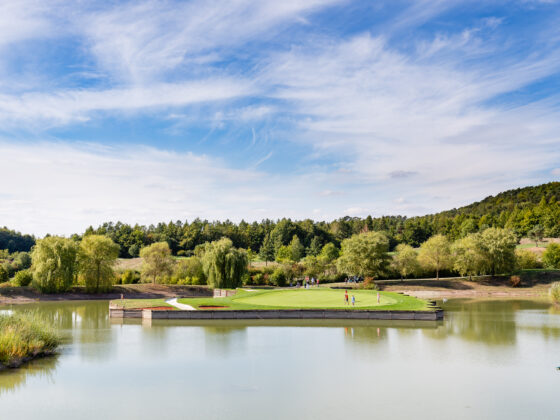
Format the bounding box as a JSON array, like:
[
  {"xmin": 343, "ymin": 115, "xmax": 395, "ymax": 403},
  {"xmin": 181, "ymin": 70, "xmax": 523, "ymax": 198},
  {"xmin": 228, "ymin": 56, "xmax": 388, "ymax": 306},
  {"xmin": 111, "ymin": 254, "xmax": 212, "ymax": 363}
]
[
  {"xmin": 4, "ymin": 227, "xmax": 559, "ymax": 293},
  {"xmin": 3, "ymin": 182, "xmax": 559, "ymax": 260}
]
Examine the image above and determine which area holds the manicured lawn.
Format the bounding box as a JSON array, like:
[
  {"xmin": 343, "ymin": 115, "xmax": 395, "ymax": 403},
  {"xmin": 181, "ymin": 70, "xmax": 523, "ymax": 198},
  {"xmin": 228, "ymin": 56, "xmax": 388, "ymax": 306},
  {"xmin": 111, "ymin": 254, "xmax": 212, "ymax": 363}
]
[
  {"xmin": 111, "ymin": 299, "xmax": 174, "ymax": 309},
  {"xmin": 177, "ymin": 289, "xmax": 431, "ymax": 311}
]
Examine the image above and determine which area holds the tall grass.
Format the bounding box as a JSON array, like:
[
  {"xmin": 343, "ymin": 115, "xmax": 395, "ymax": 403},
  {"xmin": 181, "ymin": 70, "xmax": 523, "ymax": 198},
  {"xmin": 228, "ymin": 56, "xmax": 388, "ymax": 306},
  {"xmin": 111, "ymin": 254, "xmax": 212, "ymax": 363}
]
[
  {"xmin": 0, "ymin": 311, "xmax": 61, "ymax": 367},
  {"xmin": 550, "ymin": 282, "xmax": 560, "ymax": 304}
]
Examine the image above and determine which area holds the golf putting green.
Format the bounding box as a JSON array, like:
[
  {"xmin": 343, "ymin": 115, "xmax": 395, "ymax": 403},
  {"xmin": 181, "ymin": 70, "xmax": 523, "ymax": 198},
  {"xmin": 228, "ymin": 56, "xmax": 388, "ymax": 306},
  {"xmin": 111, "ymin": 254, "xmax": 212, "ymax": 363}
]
[
  {"xmin": 175, "ymin": 288, "xmax": 431, "ymax": 311},
  {"xmin": 234, "ymin": 289, "xmax": 395, "ymax": 308}
]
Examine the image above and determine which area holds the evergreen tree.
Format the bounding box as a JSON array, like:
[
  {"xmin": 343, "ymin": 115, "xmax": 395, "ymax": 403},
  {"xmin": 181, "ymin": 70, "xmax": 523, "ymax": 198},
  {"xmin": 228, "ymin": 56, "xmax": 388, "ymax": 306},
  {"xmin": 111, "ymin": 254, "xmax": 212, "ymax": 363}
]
[{"xmin": 259, "ymin": 233, "xmax": 275, "ymax": 266}]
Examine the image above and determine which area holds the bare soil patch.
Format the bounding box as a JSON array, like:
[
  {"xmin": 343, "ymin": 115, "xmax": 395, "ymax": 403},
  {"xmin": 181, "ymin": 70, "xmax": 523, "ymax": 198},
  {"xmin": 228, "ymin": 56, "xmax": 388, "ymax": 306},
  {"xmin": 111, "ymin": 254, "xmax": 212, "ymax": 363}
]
[{"xmin": 0, "ymin": 284, "xmax": 212, "ymax": 305}]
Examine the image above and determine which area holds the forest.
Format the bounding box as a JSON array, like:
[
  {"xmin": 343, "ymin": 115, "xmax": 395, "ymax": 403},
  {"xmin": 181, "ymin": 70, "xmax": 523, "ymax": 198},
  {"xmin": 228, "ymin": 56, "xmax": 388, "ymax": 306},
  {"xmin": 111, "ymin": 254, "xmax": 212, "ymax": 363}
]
[{"xmin": 1, "ymin": 182, "xmax": 559, "ymax": 259}]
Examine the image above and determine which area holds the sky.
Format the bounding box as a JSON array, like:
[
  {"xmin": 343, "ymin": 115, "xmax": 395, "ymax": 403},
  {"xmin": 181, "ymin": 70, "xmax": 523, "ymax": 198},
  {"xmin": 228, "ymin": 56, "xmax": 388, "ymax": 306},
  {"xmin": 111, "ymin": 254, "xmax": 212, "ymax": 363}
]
[{"xmin": 0, "ymin": 0, "xmax": 559, "ymax": 236}]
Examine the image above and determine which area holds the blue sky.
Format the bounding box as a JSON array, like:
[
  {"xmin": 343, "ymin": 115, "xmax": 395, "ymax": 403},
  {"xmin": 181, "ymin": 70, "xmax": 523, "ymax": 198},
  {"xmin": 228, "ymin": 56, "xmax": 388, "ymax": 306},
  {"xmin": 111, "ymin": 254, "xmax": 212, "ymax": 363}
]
[{"xmin": 0, "ymin": 0, "xmax": 559, "ymax": 236}]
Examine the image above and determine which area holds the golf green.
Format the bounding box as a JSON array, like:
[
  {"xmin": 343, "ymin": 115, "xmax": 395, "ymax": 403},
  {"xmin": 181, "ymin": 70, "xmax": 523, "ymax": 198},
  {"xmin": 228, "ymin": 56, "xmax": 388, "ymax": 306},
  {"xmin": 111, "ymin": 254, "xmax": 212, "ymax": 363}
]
[
  {"xmin": 176, "ymin": 288, "xmax": 431, "ymax": 311},
  {"xmin": 234, "ymin": 289, "xmax": 394, "ymax": 308}
]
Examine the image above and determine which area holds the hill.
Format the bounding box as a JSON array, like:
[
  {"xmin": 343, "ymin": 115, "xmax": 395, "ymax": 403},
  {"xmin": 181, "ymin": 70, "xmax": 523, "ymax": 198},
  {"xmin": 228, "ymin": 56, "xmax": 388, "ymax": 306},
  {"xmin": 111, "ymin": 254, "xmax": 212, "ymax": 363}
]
[{"xmin": 2, "ymin": 182, "xmax": 559, "ymax": 255}]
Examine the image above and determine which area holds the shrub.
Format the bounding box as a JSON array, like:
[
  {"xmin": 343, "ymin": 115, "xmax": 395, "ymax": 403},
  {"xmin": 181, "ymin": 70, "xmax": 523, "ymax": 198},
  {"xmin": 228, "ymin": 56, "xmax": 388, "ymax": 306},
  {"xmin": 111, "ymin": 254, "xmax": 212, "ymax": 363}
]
[
  {"xmin": 515, "ymin": 249, "xmax": 541, "ymax": 270},
  {"xmin": 360, "ymin": 277, "xmax": 378, "ymax": 290},
  {"xmin": 253, "ymin": 273, "xmax": 266, "ymax": 285},
  {"xmin": 191, "ymin": 276, "xmax": 205, "ymax": 285},
  {"xmin": 173, "ymin": 257, "xmax": 206, "ymax": 284},
  {"xmin": 509, "ymin": 275, "xmax": 521, "ymax": 288},
  {"xmin": 270, "ymin": 268, "xmax": 287, "ymax": 287},
  {"xmin": 0, "ymin": 264, "xmax": 8, "ymax": 283},
  {"xmin": 542, "ymin": 243, "xmax": 560, "ymax": 269},
  {"xmin": 13, "ymin": 270, "xmax": 33, "ymax": 287},
  {"xmin": 549, "ymin": 282, "xmax": 560, "ymax": 304},
  {"xmin": 121, "ymin": 270, "xmax": 140, "ymax": 284},
  {"xmin": 14, "ymin": 252, "xmax": 32, "ymax": 270}
]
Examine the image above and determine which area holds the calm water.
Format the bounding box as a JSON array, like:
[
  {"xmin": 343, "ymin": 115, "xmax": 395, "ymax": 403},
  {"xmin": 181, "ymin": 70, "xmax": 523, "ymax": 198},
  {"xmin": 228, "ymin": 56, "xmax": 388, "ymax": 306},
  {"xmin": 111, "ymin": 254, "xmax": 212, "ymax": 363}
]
[{"xmin": 1, "ymin": 299, "xmax": 559, "ymax": 419}]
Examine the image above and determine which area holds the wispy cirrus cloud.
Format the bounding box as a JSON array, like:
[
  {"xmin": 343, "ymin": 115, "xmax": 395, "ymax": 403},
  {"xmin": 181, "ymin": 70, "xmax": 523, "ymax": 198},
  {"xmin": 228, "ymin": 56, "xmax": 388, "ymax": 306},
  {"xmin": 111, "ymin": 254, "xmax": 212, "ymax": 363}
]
[{"xmin": 0, "ymin": 0, "xmax": 559, "ymax": 235}]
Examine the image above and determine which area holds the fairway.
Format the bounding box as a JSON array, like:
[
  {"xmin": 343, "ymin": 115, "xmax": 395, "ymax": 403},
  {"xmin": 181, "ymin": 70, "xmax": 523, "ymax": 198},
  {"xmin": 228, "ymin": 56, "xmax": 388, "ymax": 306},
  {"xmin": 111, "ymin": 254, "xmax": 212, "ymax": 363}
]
[{"xmin": 234, "ymin": 289, "xmax": 395, "ymax": 308}]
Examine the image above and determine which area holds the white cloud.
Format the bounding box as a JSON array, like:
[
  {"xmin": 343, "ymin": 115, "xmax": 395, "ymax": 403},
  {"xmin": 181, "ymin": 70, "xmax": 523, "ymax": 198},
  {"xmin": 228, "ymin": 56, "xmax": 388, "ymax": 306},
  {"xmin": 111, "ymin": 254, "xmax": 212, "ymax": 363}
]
[
  {"xmin": 0, "ymin": 141, "xmax": 373, "ymax": 235},
  {"xmin": 262, "ymin": 32, "xmax": 560, "ymax": 210},
  {"xmin": 80, "ymin": 0, "xmax": 343, "ymax": 83},
  {"xmin": 0, "ymin": 79, "xmax": 254, "ymax": 125}
]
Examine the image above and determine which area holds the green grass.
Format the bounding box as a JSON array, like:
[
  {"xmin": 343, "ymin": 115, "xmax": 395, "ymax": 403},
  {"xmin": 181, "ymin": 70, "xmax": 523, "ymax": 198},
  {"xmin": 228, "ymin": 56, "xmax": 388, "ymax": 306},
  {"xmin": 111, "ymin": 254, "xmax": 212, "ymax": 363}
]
[
  {"xmin": 0, "ymin": 311, "xmax": 61, "ymax": 368},
  {"xmin": 178, "ymin": 289, "xmax": 431, "ymax": 311},
  {"xmin": 111, "ymin": 298, "xmax": 175, "ymax": 309},
  {"xmin": 516, "ymin": 243, "xmax": 549, "ymax": 249}
]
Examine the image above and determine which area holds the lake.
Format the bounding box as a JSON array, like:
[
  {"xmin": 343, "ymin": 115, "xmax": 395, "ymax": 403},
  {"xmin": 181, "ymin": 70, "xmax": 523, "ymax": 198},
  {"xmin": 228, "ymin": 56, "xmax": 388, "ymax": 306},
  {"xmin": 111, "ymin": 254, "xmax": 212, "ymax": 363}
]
[{"xmin": 1, "ymin": 299, "xmax": 559, "ymax": 419}]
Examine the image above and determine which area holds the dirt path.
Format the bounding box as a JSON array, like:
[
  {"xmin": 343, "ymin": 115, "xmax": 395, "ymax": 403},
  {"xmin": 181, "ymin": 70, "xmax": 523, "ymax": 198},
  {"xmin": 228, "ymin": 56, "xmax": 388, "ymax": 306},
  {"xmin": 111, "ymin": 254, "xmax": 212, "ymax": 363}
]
[{"xmin": 165, "ymin": 298, "xmax": 195, "ymax": 310}]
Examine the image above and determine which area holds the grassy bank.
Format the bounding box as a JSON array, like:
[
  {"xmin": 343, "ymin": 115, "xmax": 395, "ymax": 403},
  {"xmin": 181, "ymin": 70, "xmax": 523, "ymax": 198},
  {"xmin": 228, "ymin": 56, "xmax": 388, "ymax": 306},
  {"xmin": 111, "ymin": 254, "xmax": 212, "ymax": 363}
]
[{"xmin": 0, "ymin": 312, "xmax": 61, "ymax": 369}]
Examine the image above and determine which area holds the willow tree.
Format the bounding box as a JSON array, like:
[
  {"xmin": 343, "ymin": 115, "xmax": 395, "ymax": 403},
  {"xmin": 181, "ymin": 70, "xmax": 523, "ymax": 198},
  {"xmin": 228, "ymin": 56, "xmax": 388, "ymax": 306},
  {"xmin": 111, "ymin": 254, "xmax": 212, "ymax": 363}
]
[
  {"xmin": 79, "ymin": 235, "xmax": 120, "ymax": 293},
  {"xmin": 452, "ymin": 235, "xmax": 481, "ymax": 280},
  {"xmin": 391, "ymin": 244, "xmax": 419, "ymax": 280},
  {"xmin": 31, "ymin": 236, "xmax": 80, "ymax": 293},
  {"xmin": 418, "ymin": 234, "xmax": 452, "ymax": 280},
  {"xmin": 140, "ymin": 242, "xmax": 173, "ymax": 284},
  {"xmin": 336, "ymin": 231, "xmax": 390, "ymax": 278},
  {"xmin": 475, "ymin": 228, "xmax": 517, "ymax": 275},
  {"xmin": 201, "ymin": 238, "xmax": 248, "ymax": 288}
]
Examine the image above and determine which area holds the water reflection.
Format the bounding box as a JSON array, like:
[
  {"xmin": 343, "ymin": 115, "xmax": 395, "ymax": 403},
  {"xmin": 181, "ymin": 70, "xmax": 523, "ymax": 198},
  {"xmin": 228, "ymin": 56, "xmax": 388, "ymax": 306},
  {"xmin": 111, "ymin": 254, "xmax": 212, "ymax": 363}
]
[
  {"xmin": 0, "ymin": 356, "xmax": 58, "ymax": 396},
  {"xmin": 423, "ymin": 299, "xmax": 560, "ymax": 346},
  {"xmin": 1, "ymin": 299, "xmax": 560, "ymax": 420}
]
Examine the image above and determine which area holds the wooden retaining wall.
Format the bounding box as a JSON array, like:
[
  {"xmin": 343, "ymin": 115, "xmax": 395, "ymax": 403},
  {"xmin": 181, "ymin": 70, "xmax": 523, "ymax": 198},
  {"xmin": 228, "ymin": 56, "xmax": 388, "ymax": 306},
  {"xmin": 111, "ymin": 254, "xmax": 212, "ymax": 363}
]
[{"xmin": 140, "ymin": 308, "xmax": 443, "ymax": 321}]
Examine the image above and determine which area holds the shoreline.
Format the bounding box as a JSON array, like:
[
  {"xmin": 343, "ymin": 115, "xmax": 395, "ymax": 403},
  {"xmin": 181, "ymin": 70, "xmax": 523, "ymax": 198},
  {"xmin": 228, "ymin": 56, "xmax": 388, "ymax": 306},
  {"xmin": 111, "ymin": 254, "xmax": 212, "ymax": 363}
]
[
  {"xmin": 0, "ymin": 284, "xmax": 212, "ymax": 305},
  {"xmin": 2, "ymin": 275, "xmax": 558, "ymax": 305}
]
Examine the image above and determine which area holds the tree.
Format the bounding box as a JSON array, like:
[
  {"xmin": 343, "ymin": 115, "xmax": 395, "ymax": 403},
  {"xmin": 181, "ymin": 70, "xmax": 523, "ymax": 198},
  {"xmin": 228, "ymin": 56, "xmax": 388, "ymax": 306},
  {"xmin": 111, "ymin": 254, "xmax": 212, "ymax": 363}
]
[
  {"xmin": 275, "ymin": 245, "xmax": 292, "ymax": 263},
  {"xmin": 543, "ymin": 243, "xmax": 560, "ymax": 269},
  {"xmin": 172, "ymin": 257, "xmax": 206, "ymax": 284},
  {"xmin": 259, "ymin": 233, "xmax": 275, "ymax": 266},
  {"xmin": 140, "ymin": 242, "xmax": 173, "ymax": 284},
  {"xmin": 79, "ymin": 235, "xmax": 120, "ymax": 293},
  {"xmin": 336, "ymin": 232, "xmax": 390, "ymax": 278},
  {"xmin": 452, "ymin": 235, "xmax": 481, "ymax": 279},
  {"xmin": 319, "ymin": 243, "xmax": 339, "ymax": 263},
  {"xmin": 475, "ymin": 228, "xmax": 517, "ymax": 275},
  {"xmin": 528, "ymin": 224, "xmax": 545, "ymax": 247},
  {"xmin": 391, "ymin": 244, "xmax": 419, "ymax": 280},
  {"xmin": 307, "ymin": 236, "xmax": 322, "ymax": 256},
  {"xmin": 31, "ymin": 236, "xmax": 79, "ymax": 293},
  {"xmin": 201, "ymin": 238, "xmax": 248, "ymax": 288},
  {"xmin": 289, "ymin": 235, "xmax": 304, "ymax": 262},
  {"xmin": 418, "ymin": 234, "xmax": 452, "ymax": 280}
]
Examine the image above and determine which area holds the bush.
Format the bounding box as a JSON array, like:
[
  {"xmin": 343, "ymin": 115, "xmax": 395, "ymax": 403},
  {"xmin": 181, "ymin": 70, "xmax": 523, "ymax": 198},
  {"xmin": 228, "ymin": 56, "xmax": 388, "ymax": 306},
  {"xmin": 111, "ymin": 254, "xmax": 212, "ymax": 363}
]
[
  {"xmin": 191, "ymin": 276, "xmax": 206, "ymax": 286},
  {"xmin": 13, "ymin": 270, "xmax": 33, "ymax": 287},
  {"xmin": 121, "ymin": 270, "xmax": 140, "ymax": 284},
  {"xmin": 0, "ymin": 264, "xmax": 8, "ymax": 283},
  {"xmin": 515, "ymin": 249, "xmax": 541, "ymax": 269},
  {"xmin": 549, "ymin": 282, "xmax": 560, "ymax": 304},
  {"xmin": 270, "ymin": 268, "xmax": 287, "ymax": 287},
  {"xmin": 360, "ymin": 277, "xmax": 378, "ymax": 290},
  {"xmin": 253, "ymin": 273, "xmax": 266, "ymax": 285},
  {"xmin": 542, "ymin": 243, "xmax": 560, "ymax": 269},
  {"xmin": 510, "ymin": 275, "xmax": 521, "ymax": 288},
  {"xmin": 14, "ymin": 252, "xmax": 32, "ymax": 270}
]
